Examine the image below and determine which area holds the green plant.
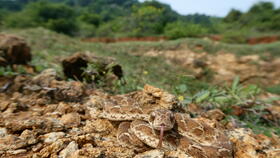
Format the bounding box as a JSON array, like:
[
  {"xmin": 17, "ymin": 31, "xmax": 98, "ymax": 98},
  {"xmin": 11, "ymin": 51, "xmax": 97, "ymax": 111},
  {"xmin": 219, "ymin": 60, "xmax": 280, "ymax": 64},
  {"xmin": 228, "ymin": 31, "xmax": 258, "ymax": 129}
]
[
  {"xmin": 164, "ymin": 21, "xmax": 208, "ymax": 39},
  {"xmin": 0, "ymin": 66, "xmax": 18, "ymax": 76}
]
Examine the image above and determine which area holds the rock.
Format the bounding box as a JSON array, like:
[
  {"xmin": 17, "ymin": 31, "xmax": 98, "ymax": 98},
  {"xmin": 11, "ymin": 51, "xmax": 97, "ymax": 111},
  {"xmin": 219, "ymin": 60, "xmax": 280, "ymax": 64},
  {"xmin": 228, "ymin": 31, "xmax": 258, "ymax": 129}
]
[
  {"xmin": 0, "ymin": 135, "xmax": 28, "ymax": 151},
  {"xmin": 166, "ymin": 150, "xmax": 193, "ymax": 158},
  {"xmin": 0, "ymin": 34, "xmax": 31, "ymax": 66},
  {"xmin": 32, "ymin": 68, "xmax": 57, "ymax": 87},
  {"xmin": 4, "ymin": 113, "xmax": 64, "ymax": 133},
  {"xmin": 201, "ymin": 109, "xmax": 225, "ymax": 121},
  {"xmin": 38, "ymin": 139, "xmax": 67, "ymax": 158},
  {"xmin": 43, "ymin": 132, "xmax": 66, "ymax": 144},
  {"xmin": 136, "ymin": 84, "xmax": 179, "ymax": 111},
  {"xmin": 50, "ymin": 80, "xmax": 85, "ymax": 102},
  {"xmin": 19, "ymin": 129, "xmax": 38, "ymax": 145},
  {"xmin": 62, "ymin": 52, "xmax": 123, "ymax": 83},
  {"xmin": 228, "ymin": 128, "xmax": 280, "ymax": 158},
  {"xmin": 60, "ymin": 113, "xmax": 81, "ymax": 128},
  {"xmin": 134, "ymin": 149, "xmax": 164, "ymax": 158},
  {"xmin": 6, "ymin": 149, "xmax": 27, "ymax": 155},
  {"xmin": 0, "ymin": 128, "xmax": 7, "ymax": 137},
  {"xmin": 83, "ymin": 119, "xmax": 114, "ymax": 134},
  {"xmin": 69, "ymin": 146, "xmax": 103, "ymax": 158},
  {"xmin": 0, "ymin": 101, "xmax": 9, "ymax": 111},
  {"xmin": 59, "ymin": 141, "xmax": 79, "ymax": 158}
]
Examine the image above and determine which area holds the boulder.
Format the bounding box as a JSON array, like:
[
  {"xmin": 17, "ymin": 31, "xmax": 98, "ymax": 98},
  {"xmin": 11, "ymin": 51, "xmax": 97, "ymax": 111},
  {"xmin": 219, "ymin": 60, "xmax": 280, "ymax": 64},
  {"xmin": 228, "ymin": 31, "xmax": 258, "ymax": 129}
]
[{"xmin": 0, "ymin": 34, "xmax": 32, "ymax": 66}]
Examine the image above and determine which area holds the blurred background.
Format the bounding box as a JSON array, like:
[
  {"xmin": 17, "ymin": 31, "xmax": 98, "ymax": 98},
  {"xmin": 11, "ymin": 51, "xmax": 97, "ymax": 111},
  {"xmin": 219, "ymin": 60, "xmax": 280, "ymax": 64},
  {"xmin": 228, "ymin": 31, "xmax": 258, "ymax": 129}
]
[{"xmin": 0, "ymin": 0, "xmax": 280, "ymax": 42}]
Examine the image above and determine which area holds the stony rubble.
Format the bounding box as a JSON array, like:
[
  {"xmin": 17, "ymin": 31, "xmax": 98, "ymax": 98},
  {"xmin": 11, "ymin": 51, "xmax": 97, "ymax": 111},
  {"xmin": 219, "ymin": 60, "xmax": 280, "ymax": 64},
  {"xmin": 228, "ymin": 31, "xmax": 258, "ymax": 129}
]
[{"xmin": 0, "ymin": 71, "xmax": 279, "ymax": 158}]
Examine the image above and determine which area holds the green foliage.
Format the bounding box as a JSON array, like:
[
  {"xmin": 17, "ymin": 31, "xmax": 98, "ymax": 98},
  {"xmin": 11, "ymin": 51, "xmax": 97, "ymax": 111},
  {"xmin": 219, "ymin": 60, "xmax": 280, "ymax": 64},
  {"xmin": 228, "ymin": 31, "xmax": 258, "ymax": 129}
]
[
  {"xmin": 266, "ymin": 84, "xmax": 280, "ymax": 95},
  {"xmin": 4, "ymin": 1, "xmax": 78, "ymax": 35},
  {"xmin": 132, "ymin": 5, "xmax": 165, "ymax": 35},
  {"xmin": 79, "ymin": 13, "xmax": 101, "ymax": 26},
  {"xmin": 164, "ymin": 21, "xmax": 208, "ymax": 39},
  {"xmin": 0, "ymin": 66, "xmax": 17, "ymax": 76},
  {"xmin": 223, "ymin": 9, "xmax": 242, "ymax": 23},
  {"xmin": 46, "ymin": 19, "xmax": 78, "ymax": 35},
  {"xmin": 221, "ymin": 1, "xmax": 280, "ymax": 42},
  {"xmin": 222, "ymin": 29, "xmax": 248, "ymax": 44}
]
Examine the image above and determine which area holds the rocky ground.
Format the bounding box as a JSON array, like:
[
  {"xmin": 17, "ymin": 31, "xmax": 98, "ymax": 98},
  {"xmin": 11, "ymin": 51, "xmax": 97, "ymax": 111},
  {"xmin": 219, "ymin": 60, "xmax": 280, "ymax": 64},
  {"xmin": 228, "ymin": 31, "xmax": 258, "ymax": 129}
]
[
  {"xmin": 0, "ymin": 33, "xmax": 280, "ymax": 158},
  {"xmin": 0, "ymin": 69, "xmax": 279, "ymax": 158}
]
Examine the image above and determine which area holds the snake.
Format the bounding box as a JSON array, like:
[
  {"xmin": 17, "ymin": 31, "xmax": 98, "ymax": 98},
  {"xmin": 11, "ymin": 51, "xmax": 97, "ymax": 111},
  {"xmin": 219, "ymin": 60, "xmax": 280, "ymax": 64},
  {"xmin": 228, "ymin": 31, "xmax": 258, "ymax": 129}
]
[{"xmin": 88, "ymin": 85, "xmax": 233, "ymax": 158}]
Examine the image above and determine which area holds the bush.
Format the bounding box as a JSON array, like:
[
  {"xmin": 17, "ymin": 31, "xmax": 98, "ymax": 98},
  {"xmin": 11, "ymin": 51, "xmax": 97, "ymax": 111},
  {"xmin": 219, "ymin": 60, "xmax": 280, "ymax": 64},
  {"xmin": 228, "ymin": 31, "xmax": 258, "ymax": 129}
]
[
  {"xmin": 4, "ymin": 11, "xmax": 37, "ymax": 28},
  {"xmin": 46, "ymin": 19, "xmax": 78, "ymax": 35},
  {"xmin": 78, "ymin": 12, "xmax": 101, "ymax": 26},
  {"xmin": 164, "ymin": 21, "xmax": 208, "ymax": 39},
  {"xmin": 221, "ymin": 30, "xmax": 248, "ymax": 44},
  {"xmin": 3, "ymin": 1, "xmax": 78, "ymax": 35}
]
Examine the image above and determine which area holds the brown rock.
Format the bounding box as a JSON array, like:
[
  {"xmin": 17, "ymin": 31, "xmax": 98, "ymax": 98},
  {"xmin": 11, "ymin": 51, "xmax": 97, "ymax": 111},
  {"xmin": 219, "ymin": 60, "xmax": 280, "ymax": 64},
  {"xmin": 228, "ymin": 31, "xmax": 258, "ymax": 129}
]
[
  {"xmin": 43, "ymin": 132, "xmax": 66, "ymax": 144},
  {"xmin": 228, "ymin": 128, "xmax": 280, "ymax": 158},
  {"xmin": 202, "ymin": 109, "xmax": 225, "ymax": 121},
  {"xmin": 83, "ymin": 119, "xmax": 114, "ymax": 134},
  {"xmin": 38, "ymin": 139, "xmax": 68, "ymax": 158},
  {"xmin": 62, "ymin": 52, "xmax": 123, "ymax": 82},
  {"xmin": 59, "ymin": 141, "xmax": 79, "ymax": 158},
  {"xmin": 32, "ymin": 68, "xmax": 57, "ymax": 87},
  {"xmin": 50, "ymin": 80, "xmax": 85, "ymax": 102},
  {"xmin": 134, "ymin": 149, "xmax": 164, "ymax": 158},
  {"xmin": 60, "ymin": 113, "xmax": 81, "ymax": 128},
  {"xmin": 0, "ymin": 34, "xmax": 31, "ymax": 66}
]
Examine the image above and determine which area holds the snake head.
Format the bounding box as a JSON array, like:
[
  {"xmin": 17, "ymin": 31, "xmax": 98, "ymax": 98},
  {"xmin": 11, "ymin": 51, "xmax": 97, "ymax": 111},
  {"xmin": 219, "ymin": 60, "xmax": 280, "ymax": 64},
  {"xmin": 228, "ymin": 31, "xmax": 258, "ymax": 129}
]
[{"xmin": 149, "ymin": 109, "xmax": 175, "ymax": 131}]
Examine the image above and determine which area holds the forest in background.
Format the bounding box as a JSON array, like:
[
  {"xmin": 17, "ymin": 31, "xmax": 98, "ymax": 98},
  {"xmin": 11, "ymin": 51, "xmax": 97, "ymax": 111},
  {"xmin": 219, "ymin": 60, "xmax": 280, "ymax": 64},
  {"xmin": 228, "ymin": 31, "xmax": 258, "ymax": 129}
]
[{"xmin": 0, "ymin": 0, "xmax": 280, "ymax": 43}]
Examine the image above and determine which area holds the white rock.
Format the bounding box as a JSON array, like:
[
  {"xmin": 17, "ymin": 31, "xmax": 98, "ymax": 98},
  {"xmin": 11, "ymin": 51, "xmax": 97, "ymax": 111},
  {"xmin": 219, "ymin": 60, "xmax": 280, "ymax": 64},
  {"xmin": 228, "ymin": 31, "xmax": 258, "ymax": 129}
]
[
  {"xmin": 7, "ymin": 149, "xmax": 27, "ymax": 155},
  {"xmin": 43, "ymin": 132, "xmax": 65, "ymax": 143},
  {"xmin": 58, "ymin": 141, "xmax": 79, "ymax": 158},
  {"xmin": 0, "ymin": 128, "xmax": 7, "ymax": 137},
  {"xmin": 134, "ymin": 149, "xmax": 164, "ymax": 158}
]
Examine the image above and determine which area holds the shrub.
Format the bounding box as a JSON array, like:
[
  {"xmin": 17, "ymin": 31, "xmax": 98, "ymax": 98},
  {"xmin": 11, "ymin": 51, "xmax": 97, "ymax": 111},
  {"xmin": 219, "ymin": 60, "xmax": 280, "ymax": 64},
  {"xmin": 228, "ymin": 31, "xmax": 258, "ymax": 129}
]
[
  {"xmin": 164, "ymin": 21, "xmax": 208, "ymax": 39},
  {"xmin": 46, "ymin": 19, "xmax": 78, "ymax": 35},
  {"xmin": 221, "ymin": 30, "xmax": 248, "ymax": 44}
]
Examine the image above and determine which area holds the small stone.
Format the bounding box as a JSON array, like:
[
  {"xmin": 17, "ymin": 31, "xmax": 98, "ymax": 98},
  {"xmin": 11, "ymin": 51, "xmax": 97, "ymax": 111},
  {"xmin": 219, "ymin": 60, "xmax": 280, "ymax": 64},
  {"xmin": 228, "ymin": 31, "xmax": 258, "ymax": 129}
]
[
  {"xmin": 83, "ymin": 119, "xmax": 113, "ymax": 134},
  {"xmin": 43, "ymin": 132, "xmax": 65, "ymax": 143},
  {"xmin": 6, "ymin": 149, "xmax": 27, "ymax": 155},
  {"xmin": 0, "ymin": 101, "xmax": 9, "ymax": 111},
  {"xmin": 59, "ymin": 141, "xmax": 79, "ymax": 158},
  {"xmin": 60, "ymin": 113, "xmax": 81, "ymax": 128},
  {"xmin": 0, "ymin": 128, "xmax": 7, "ymax": 137},
  {"xmin": 202, "ymin": 109, "xmax": 225, "ymax": 121},
  {"xmin": 134, "ymin": 149, "xmax": 164, "ymax": 158},
  {"xmin": 39, "ymin": 139, "xmax": 66, "ymax": 158},
  {"xmin": 19, "ymin": 129, "xmax": 38, "ymax": 145}
]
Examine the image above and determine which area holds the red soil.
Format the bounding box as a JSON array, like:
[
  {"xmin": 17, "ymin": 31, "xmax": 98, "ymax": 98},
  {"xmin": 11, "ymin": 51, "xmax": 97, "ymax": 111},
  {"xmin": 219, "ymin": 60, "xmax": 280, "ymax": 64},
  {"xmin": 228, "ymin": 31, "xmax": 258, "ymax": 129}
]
[{"xmin": 82, "ymin": 36, "xmax": 168, "ymax": 43}]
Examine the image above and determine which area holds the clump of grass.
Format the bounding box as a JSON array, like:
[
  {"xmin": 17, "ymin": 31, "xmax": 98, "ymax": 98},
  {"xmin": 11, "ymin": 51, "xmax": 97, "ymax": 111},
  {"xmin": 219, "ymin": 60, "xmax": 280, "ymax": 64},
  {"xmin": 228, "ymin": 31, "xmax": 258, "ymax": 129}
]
[
  {"xmin": 266, "ymin": 84, "xmax": 280, "ymax": 95},
  {"xmin": 176, "ymin": 76, "xmax": 279, "ymax": 136}
]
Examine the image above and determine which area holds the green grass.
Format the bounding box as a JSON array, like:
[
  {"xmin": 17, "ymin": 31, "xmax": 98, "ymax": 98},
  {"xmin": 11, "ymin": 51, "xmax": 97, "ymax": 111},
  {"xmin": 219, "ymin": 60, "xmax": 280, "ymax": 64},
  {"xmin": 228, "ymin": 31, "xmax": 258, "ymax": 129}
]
[{"xmin": 2, "ymin": 27, "xmax": 280, "ymax": 94}]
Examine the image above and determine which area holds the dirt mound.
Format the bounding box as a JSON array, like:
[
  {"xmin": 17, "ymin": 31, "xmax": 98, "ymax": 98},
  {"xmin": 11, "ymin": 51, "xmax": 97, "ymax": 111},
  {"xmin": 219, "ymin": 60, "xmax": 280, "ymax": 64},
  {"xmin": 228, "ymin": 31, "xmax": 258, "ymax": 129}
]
[
  {"xmin": 144, "ymin": 49, "xmax": 280, "ymax": 86},
  {"xmin": 0, "ymin": 34, "xmax": 32, "ymax": 66},
  {"xmin": 247, "ymin": 36, "xmax": 279, "ymax": 45}
]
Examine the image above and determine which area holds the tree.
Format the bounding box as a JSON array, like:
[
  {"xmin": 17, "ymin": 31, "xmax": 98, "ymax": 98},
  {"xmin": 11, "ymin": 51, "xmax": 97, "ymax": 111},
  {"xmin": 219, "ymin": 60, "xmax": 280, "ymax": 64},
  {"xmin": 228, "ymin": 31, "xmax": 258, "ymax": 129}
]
[
  {"xmin": 4, "ymin": 1, "xmax": 78, "ymax": 35},
  {"xmin": 223, "ymin": 9, "xmax": 242, "ymax": 23}
]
